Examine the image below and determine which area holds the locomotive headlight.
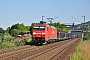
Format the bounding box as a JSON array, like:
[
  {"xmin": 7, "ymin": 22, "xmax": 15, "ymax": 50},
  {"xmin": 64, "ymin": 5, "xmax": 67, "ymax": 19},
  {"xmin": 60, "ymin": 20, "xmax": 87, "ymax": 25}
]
[
  {"xmin": 33, "ymin": 32, "xmax": 36, "ymax": 34},
  {"xmin": 42, "ymin": 32, "xmax": 45, "ymax": 35}
]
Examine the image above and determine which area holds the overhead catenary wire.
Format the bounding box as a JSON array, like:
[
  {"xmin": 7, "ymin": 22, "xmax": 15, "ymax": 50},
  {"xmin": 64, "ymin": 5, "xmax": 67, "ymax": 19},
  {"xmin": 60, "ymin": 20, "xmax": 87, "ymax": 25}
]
[
  {"xmin": 27, "ymin": 0, "xmax": 59, "ymax": 20},
  {"xmin": 26, "ymin": 0, "xmax": 45, "ymax": 12},
  {"xmin": 26, "ymin": 0, "xmax": 54, "ymax": 17},
  {"xmin": 15, "ymin": 0, "xmax": 44, "ymax": 15},
  {"xmin": 56, "ymin": 0, "xmax": 71, "ymax": 19},
  {"xmin": 54, "ymin": 0, "xmax": 82, "ymax": 23},
  {"xmin": 71, "ymin": 16, "xmax": 83, "ymax": 23},
  {"xmin": 15, "ymin": 0, "xmax": 56, "ymax": 19},
  {"xmin": 56, "ymin": 0, "xmax": 68, "ymax": 14},
  {"xmin": 15, "ymin": 0, "xmax": 82, "ymax": 24},
  {"xmin": 52, "ymin": 0, "xmax": 71, "ymax": 22},
  {"xmin": 15, "ymin": 0, "xmax": 58, "ymax": 24},
  {"xmin": 52, "ymin": 0, "xmax": 82, "ymax": 23}
]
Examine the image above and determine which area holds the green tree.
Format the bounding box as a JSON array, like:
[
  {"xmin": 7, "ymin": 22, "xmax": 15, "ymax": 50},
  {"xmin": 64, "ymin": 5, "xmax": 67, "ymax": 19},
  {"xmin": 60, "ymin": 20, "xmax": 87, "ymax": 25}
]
[
  {"xmin": 6, "ymin": 27, "xmax": 10, "ymax": 33},
  {"xmin": 24, "ymin": 26, "xmax": 30, "ymax": 31},
  {"xmin": 11, "ymin": 23, "xmax": 25, "ymax": 32},
  {"xmin": 31, "ymin": 23, "xmax": 36, "ymax": 26},
  {"xmin": 51, "ymin": 22, "xmax": 68, "ymax": 32},
  {"xmin": 9, "ymin": 29, "xmax": 19, "ymax": 36},
  {"xmin": 0, "ymin": 27, "xmax": 5, "ymax": 34},
  {"xmin": 8, "ymin": 23, "xmax": 30, "ymax": 36},
  {"xmin": 3, "ymin": 33, "xmax": 14, "ymax": 42},
  {"xmin": 83, "ymin": 27, "xmax": 90, "ymax": 40}
]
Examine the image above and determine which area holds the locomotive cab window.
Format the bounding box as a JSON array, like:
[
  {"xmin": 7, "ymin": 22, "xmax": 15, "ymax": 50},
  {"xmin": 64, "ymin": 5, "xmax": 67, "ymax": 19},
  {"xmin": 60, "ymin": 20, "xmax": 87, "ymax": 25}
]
[
  {"xmin": 33, "ymin": 26, "xmax": 39, "ymax": 30},
  {"xmin": 33, "ymin": 26, "xmax": 45, "ymax": 30},
  {"xmin": 40, "ymin": 26, "xmax": 45, "ymax": 30}
]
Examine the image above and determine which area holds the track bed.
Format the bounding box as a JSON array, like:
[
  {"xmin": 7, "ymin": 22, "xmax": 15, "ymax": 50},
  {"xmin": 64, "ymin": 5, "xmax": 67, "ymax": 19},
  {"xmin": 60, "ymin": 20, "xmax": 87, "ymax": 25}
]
[{"xmin": 0, "ymin": 38, "xmax": 80, "ymax": 60}]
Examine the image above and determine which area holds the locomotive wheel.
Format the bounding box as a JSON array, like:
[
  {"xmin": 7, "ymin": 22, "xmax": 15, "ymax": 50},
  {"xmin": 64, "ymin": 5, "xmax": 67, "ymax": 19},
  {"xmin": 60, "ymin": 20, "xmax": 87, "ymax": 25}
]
[
  {"xmin": 39, "ymin": 42, "xmax": 42, "ymax": 46},
  {"xmin": 34, "ymin": 40, "xmax": 42, "ymax": 46},
  {"xmin": 35, "ymin": 40, "xmax": 38, "ymax": 46},
  {"xmin": 47, "ymin": 41, "xmax": 50, "ymax": 44},
  {"xmin": 38, "ymin": 40, "xmax": 42, "ymax": 46}
]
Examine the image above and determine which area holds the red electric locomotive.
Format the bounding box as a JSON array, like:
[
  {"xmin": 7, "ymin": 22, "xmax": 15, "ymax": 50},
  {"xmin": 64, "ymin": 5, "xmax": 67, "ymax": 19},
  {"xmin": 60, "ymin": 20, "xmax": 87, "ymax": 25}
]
[{"xmin": 32, "ymin": 21, "xmax": 57, "ymax": 45}]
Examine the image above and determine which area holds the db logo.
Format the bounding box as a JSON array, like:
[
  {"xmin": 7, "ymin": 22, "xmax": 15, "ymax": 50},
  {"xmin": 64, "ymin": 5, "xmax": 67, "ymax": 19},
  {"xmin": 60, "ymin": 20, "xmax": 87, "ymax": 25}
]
[{"xmin": 52, "ymin": 30, "xmax": 55, "ymax": 34}]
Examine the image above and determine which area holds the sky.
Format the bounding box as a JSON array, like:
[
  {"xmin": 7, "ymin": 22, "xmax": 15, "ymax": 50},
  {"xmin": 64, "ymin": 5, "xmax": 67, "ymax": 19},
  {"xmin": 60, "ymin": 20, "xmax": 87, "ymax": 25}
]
[{"xmin": 0, "ymin": 0, "xmax": 90, "ymax": 29}]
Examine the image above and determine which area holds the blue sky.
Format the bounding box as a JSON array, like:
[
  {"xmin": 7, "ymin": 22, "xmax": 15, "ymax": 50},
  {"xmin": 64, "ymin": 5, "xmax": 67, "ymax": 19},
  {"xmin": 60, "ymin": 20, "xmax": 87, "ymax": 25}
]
[{"xmin": 0, "ymin": 0, "xmax": 90, "ymax": 29}]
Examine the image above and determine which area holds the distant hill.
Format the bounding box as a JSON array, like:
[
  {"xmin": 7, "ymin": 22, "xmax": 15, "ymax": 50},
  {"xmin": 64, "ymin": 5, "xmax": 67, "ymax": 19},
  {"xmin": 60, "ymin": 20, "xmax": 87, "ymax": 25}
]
[{"xmin": 77, "ymin": 21, "xmax": 90, "ymax": 27}]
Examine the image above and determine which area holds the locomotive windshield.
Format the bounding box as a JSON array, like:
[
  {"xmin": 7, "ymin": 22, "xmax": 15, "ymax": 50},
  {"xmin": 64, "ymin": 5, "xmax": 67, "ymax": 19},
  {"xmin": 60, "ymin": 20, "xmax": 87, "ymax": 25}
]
[{"xmin": 33, "ymin": 26, "xmax": 45, "ymax": 30}]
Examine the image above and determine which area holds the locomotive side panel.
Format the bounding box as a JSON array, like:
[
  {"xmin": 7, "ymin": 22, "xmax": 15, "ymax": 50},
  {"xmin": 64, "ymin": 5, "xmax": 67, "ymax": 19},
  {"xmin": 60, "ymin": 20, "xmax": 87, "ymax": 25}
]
[{"xmin": 47, "ymin": 27, "xmax": 57, "ymax": 40}]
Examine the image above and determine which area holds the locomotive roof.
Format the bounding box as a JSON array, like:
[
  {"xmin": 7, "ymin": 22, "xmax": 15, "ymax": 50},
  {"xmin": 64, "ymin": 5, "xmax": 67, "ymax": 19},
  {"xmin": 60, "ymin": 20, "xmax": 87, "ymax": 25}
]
[{"xmin": 34, "ymin": 23, "xmax": 56, "ymax": 29}]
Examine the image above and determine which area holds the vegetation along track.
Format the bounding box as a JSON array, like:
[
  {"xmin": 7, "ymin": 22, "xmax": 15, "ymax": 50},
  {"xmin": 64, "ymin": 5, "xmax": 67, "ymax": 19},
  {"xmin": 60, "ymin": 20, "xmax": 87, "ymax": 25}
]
[{"xmin": 0, "ymin": 38, "xmax": 80, "ymax": 60}]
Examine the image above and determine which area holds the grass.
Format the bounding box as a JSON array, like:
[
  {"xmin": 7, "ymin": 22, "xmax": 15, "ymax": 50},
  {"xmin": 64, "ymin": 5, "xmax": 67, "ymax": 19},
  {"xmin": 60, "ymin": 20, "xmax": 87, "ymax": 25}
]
[
  {"xmin": 79, "ymin": 40, "xmax": 90, "ymax": 60},
  {"xmin": 70, "ymin": 40, "xmax": 81, "ymax": 60},
  {"xmin": 70, "ymin": 39, "xmax": 90, "ymax": 60}
]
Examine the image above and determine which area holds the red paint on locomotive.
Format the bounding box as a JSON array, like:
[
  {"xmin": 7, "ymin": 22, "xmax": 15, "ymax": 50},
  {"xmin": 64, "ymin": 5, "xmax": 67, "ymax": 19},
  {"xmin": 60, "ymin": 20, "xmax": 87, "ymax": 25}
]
[{"xmin": 32, "ymin": 23, "xmax": 57, "ymax": 43}]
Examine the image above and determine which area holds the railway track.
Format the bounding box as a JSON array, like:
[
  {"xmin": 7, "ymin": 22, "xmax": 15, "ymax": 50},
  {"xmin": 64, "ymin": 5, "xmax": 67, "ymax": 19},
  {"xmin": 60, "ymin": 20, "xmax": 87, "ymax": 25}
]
[
  {"xmin": 46, "ymin": 38, "xmax": 80, "ymax": 60},
  {"xmin": 0, "ymin": 45, "xmax": 31, "ymax": 54},
  {"xmin": 0, "ymin": 38, "xmax": 80, "ymax": 60},
  {"xmin": 23, "ymin": 38, "xmax": 80, "ymax": 60},
  {"xmin": 0, "ymin": 45, "xmax": 40, "ymax": 60}
]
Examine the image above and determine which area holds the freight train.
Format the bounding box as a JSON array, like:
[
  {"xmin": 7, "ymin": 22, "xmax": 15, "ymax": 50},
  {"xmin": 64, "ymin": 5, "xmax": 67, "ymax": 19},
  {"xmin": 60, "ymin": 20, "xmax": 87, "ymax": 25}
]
[{"xmin": 32, "ymin": 21, "xmax": 75, "ymax": 45}]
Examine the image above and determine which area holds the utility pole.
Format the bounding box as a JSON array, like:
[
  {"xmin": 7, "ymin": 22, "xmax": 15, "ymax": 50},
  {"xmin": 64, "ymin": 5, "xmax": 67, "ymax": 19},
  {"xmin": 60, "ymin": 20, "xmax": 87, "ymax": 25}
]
[
  {"xmin": 82, "ymin": 15, "xmax": 85, "ymax": 23},
  {"xmin": 42, "ymin": 16, "xmax": 45, "ymax": 21},
  {"xmin": 82, "ymin": 15, "xmax": 85, "ymax": 40},
  {"xmin": 72, "ymin": 23, "xmax": 74, "ymax": 30}
]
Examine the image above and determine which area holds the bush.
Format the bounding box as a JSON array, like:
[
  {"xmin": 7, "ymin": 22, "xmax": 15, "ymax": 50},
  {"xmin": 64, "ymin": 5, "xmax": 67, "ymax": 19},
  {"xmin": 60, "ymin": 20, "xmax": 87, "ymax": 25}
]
[
  {"xmin": 24, "ymin": 37, "xmax": 31, "ymax": 42},
  {"xmin": 14, "ymin": 40, "xmax": 25, "ymax": 46},
  {"xmin": 83, "ymin": 32, "xmax": 90, "ymax": 40},
  {"xmin": 70, "ymin": 39, "xmax": 83, "ymax": 60},
  {"xmin": 1, "ymin": 42, "xmax": 16, "ymax": 49},
  {"xmin": 0, "ymin": 33, "xmax": 26, "ymax": 49},
  {"xmin": 24, "ymin": 37, "xmax": 32, "ymax": 45}
]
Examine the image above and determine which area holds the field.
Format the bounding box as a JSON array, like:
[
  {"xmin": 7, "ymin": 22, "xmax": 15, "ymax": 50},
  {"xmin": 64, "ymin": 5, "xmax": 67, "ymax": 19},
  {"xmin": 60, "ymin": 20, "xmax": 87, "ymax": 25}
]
[{"xmin": 70, "ymin": 39, "xmax": 90, "ymax": 60}]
